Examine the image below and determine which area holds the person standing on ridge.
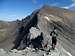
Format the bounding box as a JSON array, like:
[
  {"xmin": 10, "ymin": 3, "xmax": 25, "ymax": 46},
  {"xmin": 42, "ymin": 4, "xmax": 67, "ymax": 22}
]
[{"xmin": 50, "ymin": 27, "xmax": 58, "ymax": 50}]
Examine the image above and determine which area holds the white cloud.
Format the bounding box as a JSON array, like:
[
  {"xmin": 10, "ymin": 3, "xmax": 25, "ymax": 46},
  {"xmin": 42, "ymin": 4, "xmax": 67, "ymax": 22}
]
[
  {"xmin": 32, "ymin": 0, "xmax": 37, "ymax": 4},
  {"xmin": 62, "ymin": 3, "xmax": 75, "ymax": 9},
  {"xmin": 50, "ymin": 3, "xmax": 59, "ymax": 6},
  {"xmin": 72, "ymin": 0, "xmax": 75, "ymax": 2}
]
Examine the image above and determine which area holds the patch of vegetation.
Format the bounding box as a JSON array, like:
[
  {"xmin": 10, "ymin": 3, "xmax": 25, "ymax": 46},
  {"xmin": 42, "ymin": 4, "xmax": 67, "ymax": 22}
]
[{"xmin": 0, "ymin": 31, "xmax": 8, "ymax": 42}]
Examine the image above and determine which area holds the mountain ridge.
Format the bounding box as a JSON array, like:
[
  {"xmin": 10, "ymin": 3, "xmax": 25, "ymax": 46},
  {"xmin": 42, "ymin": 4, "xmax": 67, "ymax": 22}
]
[{"xmin": 0, "ymin": 5, "xmax": 75, "ymax": 56}]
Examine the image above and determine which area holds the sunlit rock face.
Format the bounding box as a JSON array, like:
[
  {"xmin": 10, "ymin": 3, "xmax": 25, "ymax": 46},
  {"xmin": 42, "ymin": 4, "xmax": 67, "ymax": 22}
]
[
  {"xmin": 38, "ymin": 5, "xmax": 75, "ymax": 56},
  {"xmin": 0, "ymin": 47, "xmax": 71, "ymax": 56},
  {"xmin": 0, "ymin": 5, "xmax": 75, "ymax": 56},
  {"xmin": 12, "ymin": 5, "xmax": 75, "ymax": 55}
]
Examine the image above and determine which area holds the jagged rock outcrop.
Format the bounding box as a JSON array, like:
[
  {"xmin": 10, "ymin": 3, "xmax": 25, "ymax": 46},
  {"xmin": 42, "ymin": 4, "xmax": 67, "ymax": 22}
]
[
  {"xmin": 13, "ymin": 5, "xmax": 75, "ymax": 48},
  {"xmin": 0, "ymin": 47, "xmax": 72, "ymax": 56},
  {"xmin": 12, "ymin": 5, "xmax": 75, "ymax": 56},
  {"xmin": 0, "ymin": 5, "xmax": 75, "ymax": 56}
]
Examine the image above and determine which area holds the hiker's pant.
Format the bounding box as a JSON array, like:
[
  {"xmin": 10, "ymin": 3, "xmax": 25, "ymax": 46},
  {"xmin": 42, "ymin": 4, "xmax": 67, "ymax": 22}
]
[{"xmin": 52, "ymin": 37, "xmax": 57, "ymax": 45}]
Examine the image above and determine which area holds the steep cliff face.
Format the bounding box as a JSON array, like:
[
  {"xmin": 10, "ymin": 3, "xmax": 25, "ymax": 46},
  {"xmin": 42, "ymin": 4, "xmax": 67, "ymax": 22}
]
[
  {"xmin": 38, "ymin": 5, "xmax": 75, "ymax": 44},
  {"xmin": 37, "ymin": 6, "xmax": 75, "ymax": 56},
  {"xmin": 38, "ymin": 5, "xmax": 75, "ymax": 56},
  {"xmin": 12, "ymin": 5, "xmax": 75, "ymax": 56},
  {"xmin": 0, "ymin": 5, "xmax": 75, "ymax": 56}
]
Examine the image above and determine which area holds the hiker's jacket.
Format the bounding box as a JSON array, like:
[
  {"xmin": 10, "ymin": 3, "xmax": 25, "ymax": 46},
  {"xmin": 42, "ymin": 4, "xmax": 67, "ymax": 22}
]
[{"xmin": 50, "ymin": 30, "xmax": 58, "ymax": 37}]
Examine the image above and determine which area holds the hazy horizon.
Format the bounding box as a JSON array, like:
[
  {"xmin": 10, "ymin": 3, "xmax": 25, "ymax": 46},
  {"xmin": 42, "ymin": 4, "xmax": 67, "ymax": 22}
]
[{"xmin": 0, "ymin": 0, "xmax": 75, "ymax": 21}]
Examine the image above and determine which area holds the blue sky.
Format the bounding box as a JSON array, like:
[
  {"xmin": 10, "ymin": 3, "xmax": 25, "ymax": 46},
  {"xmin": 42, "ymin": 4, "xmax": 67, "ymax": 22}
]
[{"xmin": 0, "ymin": 0, "xmax": 75, "ymax": 21}]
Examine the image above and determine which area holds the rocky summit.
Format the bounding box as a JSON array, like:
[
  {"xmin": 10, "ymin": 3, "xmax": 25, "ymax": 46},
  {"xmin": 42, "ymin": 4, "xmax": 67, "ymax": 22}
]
[{"xmin": 0, "ymin": 5, "xmax": 75, "ymax": 56}]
